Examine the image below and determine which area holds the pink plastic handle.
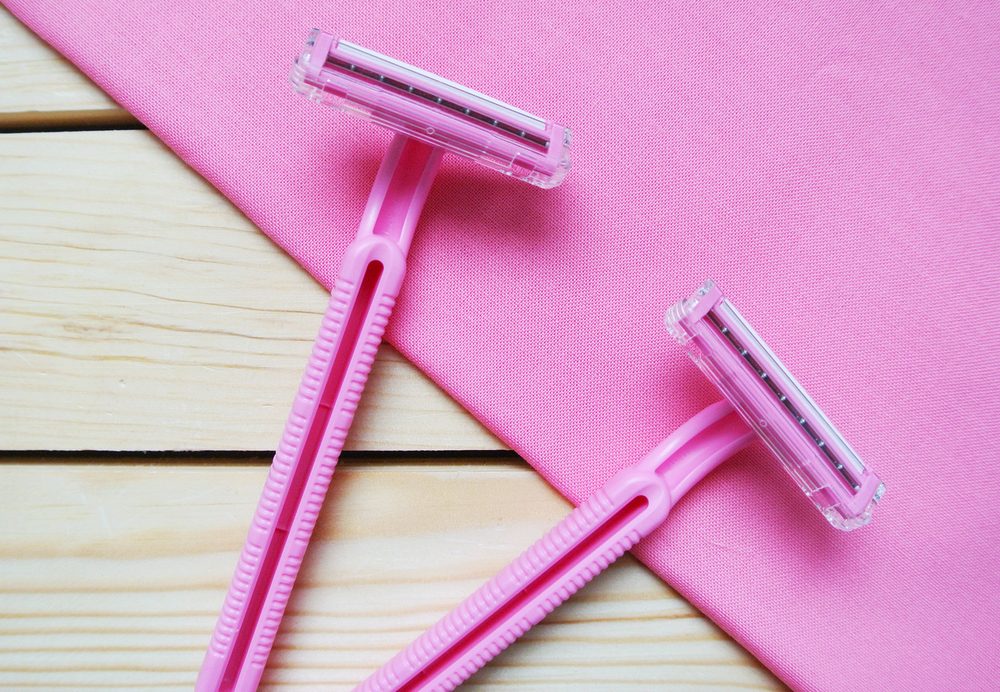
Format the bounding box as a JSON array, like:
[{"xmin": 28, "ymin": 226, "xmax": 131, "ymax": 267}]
[
  {"xmin": 198, "ymin": 135, "xmax": 441, "ymax": 692},
  {"xmin": 359, "ymin": 401, "xmax": 753, "ymax": 691}
]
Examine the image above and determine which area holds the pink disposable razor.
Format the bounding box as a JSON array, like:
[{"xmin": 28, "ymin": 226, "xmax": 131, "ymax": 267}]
[
  {"xmin": 197, "ymin": 30, "xmax": 570, "ymax": 692},
  {"xmin": 360, "ymin": 280, "xmax": 886, "ymax": 691}
]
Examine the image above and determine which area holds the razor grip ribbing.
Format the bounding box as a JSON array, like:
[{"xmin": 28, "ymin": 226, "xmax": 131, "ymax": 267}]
[
  {"xmin": 198, "ymin": 241, "xmax": 402, "ymax": 692},
  {"xmin": 357, "ymin": 469, "xmax": 671, "ymax": 692}
]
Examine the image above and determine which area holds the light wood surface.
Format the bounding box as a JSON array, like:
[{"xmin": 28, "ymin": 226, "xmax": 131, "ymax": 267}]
[
  {"xmin": 0, "ymin": 7, "xmax": 781, "ymax": 690},
  {"xmin": 0, "ymin": 130, "xmax": 502, "ymax": 452},
  {"xmin": 0, "ymin": 11, "xmax": 132, "ymax": 124},
  {"xmin": 0, "ymin": 461, "xmax": 777, "ymax": 690}
]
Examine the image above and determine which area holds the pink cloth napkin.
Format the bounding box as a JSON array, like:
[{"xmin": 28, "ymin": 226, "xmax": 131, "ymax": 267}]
[{"xmin": 8, "ymin": 0, "xmax": 999, "ymax": 688}]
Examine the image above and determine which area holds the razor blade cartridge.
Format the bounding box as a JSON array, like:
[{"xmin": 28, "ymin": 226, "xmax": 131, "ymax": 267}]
[
  {"xmin": 667, "ymin": 281, "xmax": 885, "ymax": 530},
  {"xmin": 291, "ymin": 29, "xmax": 571, "ymax": 188}
]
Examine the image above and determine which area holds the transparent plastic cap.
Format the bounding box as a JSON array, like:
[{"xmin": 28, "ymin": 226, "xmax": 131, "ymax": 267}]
[
  {"xmin": 290, "ymin": 29, "xmax": 571, "ymax": 188},
  {"xmin": 667, "ymin": 281, "xmax": 885, "ymax": 531}
]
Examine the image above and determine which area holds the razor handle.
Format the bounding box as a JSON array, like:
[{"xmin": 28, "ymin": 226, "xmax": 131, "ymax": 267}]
[
  {"xmin": 198, "ymin": 235, "xmax": 406, "ymax": 692},
  {"xmin": 357, "ymin": 471, "xmax": 669, "ymax": 692},
  {"xmin": 198, "ymin": 135, "xmax": 441, "ymax": 692},
  {"xmin": 358, "ymin": 403, "xmax": 752, "ymax": 692}
]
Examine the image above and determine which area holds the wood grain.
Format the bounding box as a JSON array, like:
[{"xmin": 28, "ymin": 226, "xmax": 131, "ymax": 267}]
[
  {"xmin": 0, "ymin": 130, "xmax": 503, "ymax": 452},
  {"xmin": 0, "ymin": 460, "xmax": 779, "ymax": 690},
  {"xmin": 0, "ymin": 10, "xmax": 133, "ymax": 124}
]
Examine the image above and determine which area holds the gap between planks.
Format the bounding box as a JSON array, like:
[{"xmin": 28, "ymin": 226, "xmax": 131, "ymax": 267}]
[
  {"xmin": 0, "ymin": 108, "xmax": 139, "ymax": 133},
  {"xmin": 0, "ymin": 451, "xmax": 522, "ymax": 467}
]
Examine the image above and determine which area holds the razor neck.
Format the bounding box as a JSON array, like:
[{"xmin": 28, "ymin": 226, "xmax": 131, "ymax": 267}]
[
  {"xmin": 599, "ymin": 401, "xmax": 755, "ymax": 540},
  {"xmin": 641, "ymin": 401, "xmax": 755, "ymax": 504},
  {"xmin": 358, "ymin": 134, "xmax": 443, "ymax": 254}
]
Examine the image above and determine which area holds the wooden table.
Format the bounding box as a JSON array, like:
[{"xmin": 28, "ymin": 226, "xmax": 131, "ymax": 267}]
[{"xmin": 0, "ymin": 11, "xmax": 780, "ymax": 690}]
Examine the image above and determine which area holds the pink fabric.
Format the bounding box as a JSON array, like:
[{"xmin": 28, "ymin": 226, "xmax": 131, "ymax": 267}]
[{"xmin": 8, "ymin": 1, "xmax": 998, "ymax": 688}]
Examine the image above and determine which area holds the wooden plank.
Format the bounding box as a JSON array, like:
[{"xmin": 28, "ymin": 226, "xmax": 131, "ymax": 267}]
[
  {"xmin": 0, "ymin": 9, "xmax": 131, "ymax": 122},
  {"xmin": 0, "ymin": 460, "xmax": 780, "ymax": 690},
  {"xmin": 0, "ymin": 130, "xmax": 503, "ymax": 452}
]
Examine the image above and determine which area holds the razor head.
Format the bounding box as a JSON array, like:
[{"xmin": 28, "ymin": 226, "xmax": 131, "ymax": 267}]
[
  {"xmin": 290, "ymin": 29, "xmax": 571, "ymax": 189},
  {"xmin": 666, "ymin": 281, "xmax": 885, "ymax": 531}
]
